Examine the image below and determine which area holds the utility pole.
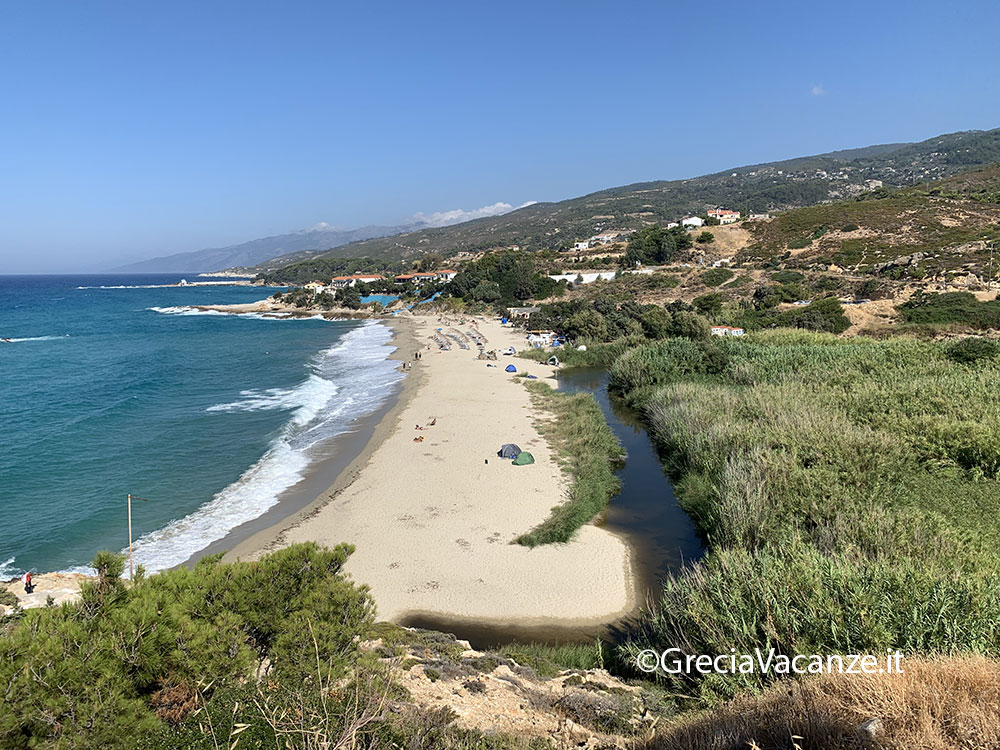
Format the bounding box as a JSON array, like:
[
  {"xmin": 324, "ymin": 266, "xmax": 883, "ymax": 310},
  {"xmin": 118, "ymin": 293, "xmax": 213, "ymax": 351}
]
[{"xmin": 127, "ymin": 494, "xmax": 149, "ymax": 580}]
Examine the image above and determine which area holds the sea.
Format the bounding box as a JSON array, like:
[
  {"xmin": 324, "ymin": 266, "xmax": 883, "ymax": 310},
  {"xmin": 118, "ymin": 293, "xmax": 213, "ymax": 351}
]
[{"xmin": 0, "ymin": 274, "xmax": 404, "ymax": 578}]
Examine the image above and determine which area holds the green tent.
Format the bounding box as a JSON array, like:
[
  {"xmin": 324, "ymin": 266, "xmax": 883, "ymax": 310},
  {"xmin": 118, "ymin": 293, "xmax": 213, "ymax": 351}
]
[{"xmin": 512, "ymin": 451, "xmax": 534, "ymax": 466}]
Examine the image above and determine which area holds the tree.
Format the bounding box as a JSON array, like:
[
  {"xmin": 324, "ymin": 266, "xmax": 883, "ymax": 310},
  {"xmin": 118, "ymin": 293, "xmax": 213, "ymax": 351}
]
[
  {"xmin": 417, "ymin": 253, "xmax": 443, "ymax": 272},
  {"xmin": 563, "ymin": 309, "xmax": 609, "ymax": 342},
  {"xmin": 670, "ymin": 310, "xmax": 711, "ymax": 339},
  {"xmin": 625, "ymin": 225, "xmax": 687, "ymax": 266},
  {"xmin": 693, "ymin": 293, "xmax": 724, "ymax": 315},
  {"xmin": 336, "ymin": 286, "xmax": 362, "ymax": 309},
  {"xmin": 640, "ymin": 307, "xmax": 674, "ymax": 339},
  {"xmin": 696, "ymin": 231, "xmax": 715, "ymax": 244},
  {"xmin": 472, "ymin": 280, "xmax": 501, "ymax": 302}
]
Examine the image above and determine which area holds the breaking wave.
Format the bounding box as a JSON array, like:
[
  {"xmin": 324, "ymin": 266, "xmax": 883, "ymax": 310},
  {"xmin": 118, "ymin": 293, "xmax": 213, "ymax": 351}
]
[
  {"xmin": 148, "ymin": 306, "xmax": 323, "ymax": 321},
  {"xmin": 128, "ymin": 322, "xmax": 403, "ymax": 573}
]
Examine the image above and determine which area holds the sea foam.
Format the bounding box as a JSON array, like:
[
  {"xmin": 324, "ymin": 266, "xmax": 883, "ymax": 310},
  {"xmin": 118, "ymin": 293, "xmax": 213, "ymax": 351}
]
[
  {"xmin": 148, "ymin": 306, "xmax": 323, "ymax": 321},
  {"xmin": 4, "ymin": 335, "xmax": 69, "ymax": 343},
  {"xmin": 127, "ymin": 321, "xmax": 403, "ymax": 573}
]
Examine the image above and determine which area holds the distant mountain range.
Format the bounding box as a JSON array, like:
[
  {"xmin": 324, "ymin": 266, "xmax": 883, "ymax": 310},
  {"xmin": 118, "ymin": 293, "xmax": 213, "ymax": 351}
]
[
  {"xmin": 258, "ymin": 127, "xmax": 1000, "ymax": 272},
  {"xmin": 111, "ymin": 223, "xmax": 426, "ymax": 274}
]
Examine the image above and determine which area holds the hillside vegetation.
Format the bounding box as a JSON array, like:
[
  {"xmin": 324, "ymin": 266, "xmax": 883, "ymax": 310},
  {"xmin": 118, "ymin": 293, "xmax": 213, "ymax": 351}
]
[
  {"xmin": 745, "ymin": 163, "xmax": 1000, "ymax": 279},
  {"xmin": 259, "ymin": 128, "xmax": 1000, "ymax": 271}
]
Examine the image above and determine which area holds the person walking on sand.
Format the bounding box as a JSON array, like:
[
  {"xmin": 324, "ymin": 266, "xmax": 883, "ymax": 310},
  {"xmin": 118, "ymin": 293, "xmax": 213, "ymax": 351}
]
[{"xmin": 22, "ymin": 571, "xmax": 34, "ymax": 594}]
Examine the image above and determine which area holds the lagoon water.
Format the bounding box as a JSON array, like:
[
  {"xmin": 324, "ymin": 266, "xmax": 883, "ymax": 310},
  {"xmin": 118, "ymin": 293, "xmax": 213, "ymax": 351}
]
[{"xmin": 0, "ymin": 275, "xmax": 403, "ymax": 577}]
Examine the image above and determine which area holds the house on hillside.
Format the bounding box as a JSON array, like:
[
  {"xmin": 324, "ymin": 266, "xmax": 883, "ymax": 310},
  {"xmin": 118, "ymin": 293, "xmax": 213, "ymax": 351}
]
[
  {"xmin": 681, "ymin": 216, "xmax": 705, "ymax": 228},
  {"xmin": 746, "ymin": 213, "xmax": 771, "ymax": 222},
  {"xmin": 710, "ymin": 325, "xmax": 745, "ymax": 337},
  {"xmin": 435, "ymin": 269, "xmax": 458, "ymax": 281},
  {"xmin": 667, "ymin": 222, "xmax": 680, "ymax": 229},
  {"xmin": 573, "ymin": 240, "xmax": 592, "ymax": 251},
  {"xmin": 394, "ymin": 272, "xmax": 441, "ymax": 285},
  {"xmin": 331, "ymin": 274, "xmax": 385, "ymax": 288},
  {"xmin": 708, "ymin": 209, "xmax": 741, "ymax": 225},
  {"xmin": 506, "ymin": 306, "xmax": 539, "ymax": 320}
]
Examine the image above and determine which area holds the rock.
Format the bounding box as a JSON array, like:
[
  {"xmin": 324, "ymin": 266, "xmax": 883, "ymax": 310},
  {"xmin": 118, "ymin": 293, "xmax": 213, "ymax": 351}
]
[{"xmin": 858, "ymin": 717, "xmax": 882, "ymax": 737}]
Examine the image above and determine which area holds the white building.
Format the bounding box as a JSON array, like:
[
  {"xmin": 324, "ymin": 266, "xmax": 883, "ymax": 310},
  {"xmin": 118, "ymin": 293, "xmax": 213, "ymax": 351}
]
[
  {"xmin": 708, "ymin": 209, "xmax": 741, "ymax": 225},
  {"xmin": 710, "ymin": 325, "xmax": 745, "ymax": 337},
  {"xmin": 331, "ymin": 274, "xmax": 385, "ymax": 288},
  {"xmin": 681, "ymin": 216, "xmax": 705, "ymax": 228},
  {"xmin": 666, "ymin": 222, "xmax": 680, "ymax": 229}
]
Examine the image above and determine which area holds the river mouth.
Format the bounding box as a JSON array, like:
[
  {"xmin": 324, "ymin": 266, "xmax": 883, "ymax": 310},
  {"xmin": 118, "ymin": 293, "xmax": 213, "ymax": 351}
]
[{"xmin": 398, "ymin": 367, "xmax": 704, "ymax": 650}]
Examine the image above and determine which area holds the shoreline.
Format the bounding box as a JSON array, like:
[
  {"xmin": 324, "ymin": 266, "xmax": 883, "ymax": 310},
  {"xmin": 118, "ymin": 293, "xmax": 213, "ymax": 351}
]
[
  {"xmin": 206, "ymin": 318, "xmax": 425, "ymax": 566},
  {"xmin": 7, "ymin": 315, "xmax": 639, "ymax": 641},
  {"xmin": 225, "ymin": 315, "xmax": 637, "ymax": 635}
]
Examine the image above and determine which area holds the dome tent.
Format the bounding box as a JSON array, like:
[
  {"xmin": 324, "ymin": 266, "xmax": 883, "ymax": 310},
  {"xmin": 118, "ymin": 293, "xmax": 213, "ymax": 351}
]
[
  {"xmin": 505, "ymin": 364, "xmax": 517, "ymax": 372},
  {"xmin": 497, "ymin": 443, "xmax": 522, "ymax": 459}
]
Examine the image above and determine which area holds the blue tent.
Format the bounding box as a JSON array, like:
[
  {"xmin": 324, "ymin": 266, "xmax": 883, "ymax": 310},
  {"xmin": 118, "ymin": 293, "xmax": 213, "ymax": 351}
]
[
  {"xmin": 505, "ymin": 364, "xmax": 517, "ymax": 372},
  {"xmin": 497, "ymin": 443, "xmax": 522, "ymax": 459}
]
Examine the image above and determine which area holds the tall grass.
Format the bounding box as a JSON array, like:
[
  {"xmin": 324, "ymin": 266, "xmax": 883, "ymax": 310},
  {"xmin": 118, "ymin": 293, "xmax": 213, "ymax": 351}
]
[
  {"xmin": 516, "ymin": 381, "xmax": 624, "ymax": 546},
  {"xmin": 613, "ymin": 331, "xmax": 1000, "ymax": 700}
]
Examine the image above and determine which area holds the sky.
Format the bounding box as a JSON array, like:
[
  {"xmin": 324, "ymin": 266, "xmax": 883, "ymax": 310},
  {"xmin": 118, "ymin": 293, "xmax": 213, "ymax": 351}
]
[{"xmin": 1, "ymin": 0, "xmax": 999, "ymax": 272}]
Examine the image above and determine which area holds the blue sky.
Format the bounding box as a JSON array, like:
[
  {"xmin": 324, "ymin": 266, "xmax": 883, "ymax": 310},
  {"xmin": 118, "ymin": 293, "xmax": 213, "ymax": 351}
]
[{"xmin": 1, "ymin": 0, "xmax": 999, "ymax": 272}]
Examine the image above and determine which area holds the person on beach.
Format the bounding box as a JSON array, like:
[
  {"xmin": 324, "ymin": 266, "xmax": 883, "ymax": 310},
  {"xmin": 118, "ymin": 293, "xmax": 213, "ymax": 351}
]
[{"xmin": 23, "ymin": 572, "xmax": 34, "ymax": 594}]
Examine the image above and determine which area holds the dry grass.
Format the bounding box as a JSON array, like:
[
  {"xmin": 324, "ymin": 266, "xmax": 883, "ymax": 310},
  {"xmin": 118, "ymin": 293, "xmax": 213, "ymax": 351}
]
[{"xmin": 643, "ymin": 656, "xmax": 1000, "ymax": 750}]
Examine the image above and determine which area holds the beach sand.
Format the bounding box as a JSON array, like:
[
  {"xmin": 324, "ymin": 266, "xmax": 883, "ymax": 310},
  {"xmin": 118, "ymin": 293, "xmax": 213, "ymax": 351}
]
[
  {"xmin": 226, "ymin": 315, "xmax": 634, "ymax": 627},
  {"xmin": 1, "ymin": 572, "xmax": 89, "ymax": 614}
]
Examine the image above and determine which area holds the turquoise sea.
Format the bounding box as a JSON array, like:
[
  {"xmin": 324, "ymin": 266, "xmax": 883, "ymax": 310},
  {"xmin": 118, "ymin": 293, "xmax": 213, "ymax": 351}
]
[{"xmin": 0, "ymin": 275, "xmax": 403, "ymax": 577}]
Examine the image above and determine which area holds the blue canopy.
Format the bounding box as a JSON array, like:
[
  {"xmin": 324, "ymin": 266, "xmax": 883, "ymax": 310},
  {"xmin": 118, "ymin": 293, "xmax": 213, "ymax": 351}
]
[{"xmin": 505, "ymin": 364, "xmax": 517, "ymax": 372}]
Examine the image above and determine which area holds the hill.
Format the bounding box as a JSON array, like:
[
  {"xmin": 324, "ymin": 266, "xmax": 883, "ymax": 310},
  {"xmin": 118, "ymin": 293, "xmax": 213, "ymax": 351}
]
[
  {"xmin": 743, "ymin": 162, "xmax": 1000, "ymax": 279},
  {"xmin": 111, "ymin": 223, "xmax": 424, "ymax": 274},
  {"xmin": 259, "ymin": 127, "xmax": 1000, "ymax": 272}
]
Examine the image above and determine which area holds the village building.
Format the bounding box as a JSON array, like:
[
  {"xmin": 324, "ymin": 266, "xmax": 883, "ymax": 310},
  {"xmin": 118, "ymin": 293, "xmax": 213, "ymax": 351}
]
[
  {"xmin": 708, "ymin": 209, "xmax": 741, "ymax": 225},
  {"xmin": 505, "ymin": 306, "xmax": 540, "ymax": 320},
  {"xmin": 681, "ymin": 216, "xmax": 705, "ymax": 228},
  {"xmin": 330, "ymin": 274, "xmax": 385, "ymax": 288},
  {"xmin": 710, "ymin": 325, "xmax": 746, "ymax": 337},
  {"xmin": 394, "ymin": 269, "xmax": 457, "ymax": 285}
]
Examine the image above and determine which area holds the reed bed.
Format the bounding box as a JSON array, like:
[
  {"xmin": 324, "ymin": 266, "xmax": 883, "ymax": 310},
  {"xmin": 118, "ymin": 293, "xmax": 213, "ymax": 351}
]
[{"xmin": 613, "ymin": 331, "xmax": 1000, "ymax": 701}]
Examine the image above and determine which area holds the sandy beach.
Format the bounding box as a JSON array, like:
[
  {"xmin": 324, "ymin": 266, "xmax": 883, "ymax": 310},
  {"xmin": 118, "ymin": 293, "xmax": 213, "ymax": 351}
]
[{"xmin": 226, "ymin": 315, "xmax": 634, "ymax": 627}]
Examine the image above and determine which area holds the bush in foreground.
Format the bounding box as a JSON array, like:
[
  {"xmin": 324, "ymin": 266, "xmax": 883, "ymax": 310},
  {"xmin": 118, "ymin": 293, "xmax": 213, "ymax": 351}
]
[{"xmin": 0, "ymin": 543, "xmax": 375, "ymax": 748}]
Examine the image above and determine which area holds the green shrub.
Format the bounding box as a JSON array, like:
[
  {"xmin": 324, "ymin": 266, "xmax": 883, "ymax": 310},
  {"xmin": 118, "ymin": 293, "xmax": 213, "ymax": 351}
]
[
  {"xmin": 778, "ymin": 297, "xmax": 851, "ymax": 334},
  {"xmin": 701, "ymin": 268, "xmax": 734, "ymax": 287},
  {"xmin": 770, "ymin": 270, "xmax": 805, "ymax": 284},
  {"xmin": 693, "ymin": 293, "xmax": 724, "ymax": 314},
  {"xmin": 842, "ymin": 222, "xmax": 859, "ymax": 232},
  {"xmin": 948, "ymin": 337, "xmax": 1000, "ymax": 365},
  {"xmin": 0, "ymin": 543, "xmax": 375, "ymax": 747},
  {"xmin": 899, "ymin": 291, "xmax": 1000, "ymax": 329}
]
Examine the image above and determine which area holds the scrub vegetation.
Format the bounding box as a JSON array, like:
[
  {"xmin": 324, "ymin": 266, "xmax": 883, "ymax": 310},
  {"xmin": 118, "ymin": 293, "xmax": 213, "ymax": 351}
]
[
  {"xmin": 607, "ymin": 331, "xmax": 1000, "ymax": 703},
  {"xmin": 516, "ymin": 381, "xmax": 624, "ymax": 546},
  {"xmin": 0, "ymin": 545, "xmax": 556, "ymax": 749}
]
